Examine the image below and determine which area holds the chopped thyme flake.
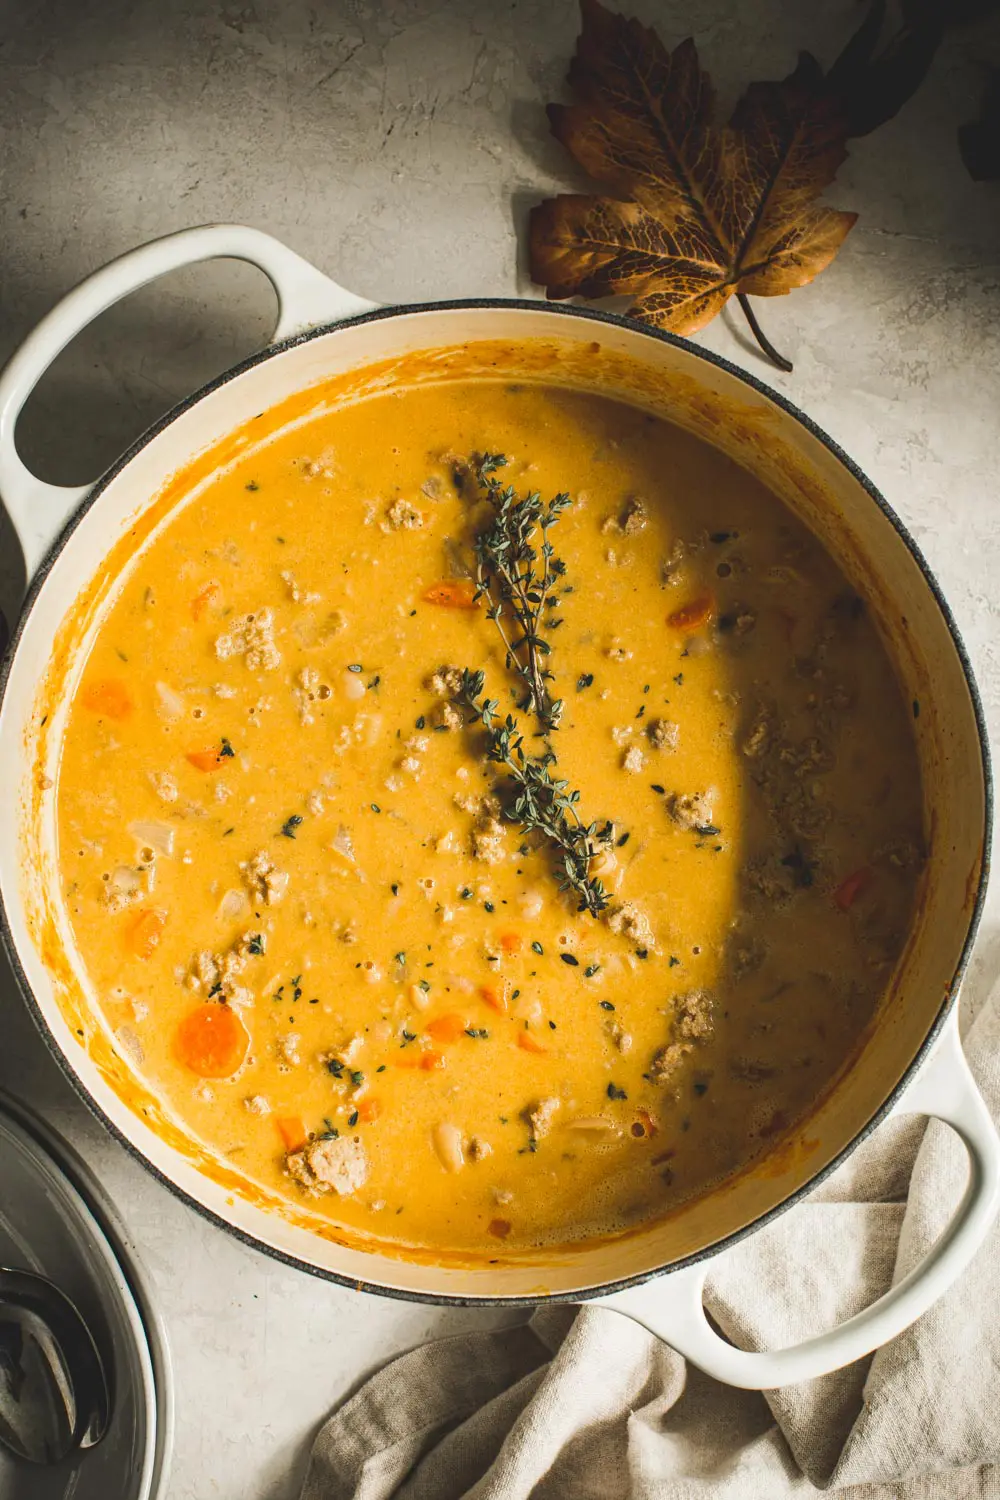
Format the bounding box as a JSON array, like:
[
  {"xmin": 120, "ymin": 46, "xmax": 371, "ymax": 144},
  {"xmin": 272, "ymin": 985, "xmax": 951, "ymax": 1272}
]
[
  {"xmin": 484, "ymin": 901, "xmax": 495, "ymax": 913},
  {"xmin": 371, "ymin": 803, "xmax": 381, "ymax": 813},
  {"xmin": 417, "ymin": 979, "xmax": 431, "ymax": 993},
  {"xmin": 460, "ymin": 887, "xmax": 473, "ymax": 900},
  {"xmin": 247, "ymin": 934, "xmax": 265, "ymax": 956},
  {"xmin": 326, "ymin": 1058, "xmax": 344, "ymax": 1078},
  {"xmin": 465, "ymin": 1027, "xmax": 489, "ymax": 1039},
  {"xmin": 585, "ymin": 964, "xmax": 601, "ymax": 978},
  {"xmin": 607, "ymin": 1082, "xmax": 627, "ymax": 1100},
  {"xmin": 560, "ymin": 952, "xmax": 580, "ymax": 966},
  {"xmin": 350, "ymin": 1070, "xmax": 364, "ymax": 1087},
  {"xmin": 576, "ymin": 672, "xmax": 594, "ymax": 690},
  {"xmin": 219, "ymin": 737, "xmax": 236, "ymax": 758},
  {"xmin": 347, "ymin": 663, "xmax": 363, "ymax": 673},
  {"xmin": 394, "ymin": 951, "xmax": 406, "ymax": 966},
  {"xmin": 531, "ymin": 941, "xmax": 544, "ymax": 955},
  {"xmin": 650, "ymin": 784, "xmax": 665, "ymax": 795},
  {"xmin": 348, "ymin": 1109, "xmax": 359, "ymax": 1127},
  {"xmin": 280, "ymin": 814, "xmax": 303, "ymax": 838},
  {"xmin": 600, "ymin": 999, "xmax": 615, "ymax": 1011}
]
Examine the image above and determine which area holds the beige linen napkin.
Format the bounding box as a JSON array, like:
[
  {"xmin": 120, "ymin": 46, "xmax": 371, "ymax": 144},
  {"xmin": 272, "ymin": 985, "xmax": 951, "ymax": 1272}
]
[{"xmin": 300, "ymin": 987, "xmax": 1000, "ymax": 1500}]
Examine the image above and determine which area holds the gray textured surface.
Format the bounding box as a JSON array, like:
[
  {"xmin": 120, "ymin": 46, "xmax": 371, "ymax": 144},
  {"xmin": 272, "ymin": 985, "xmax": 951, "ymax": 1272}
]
[{"xmin": 0, "ymin": 2, "xmax": 999, "ymax": 1495}]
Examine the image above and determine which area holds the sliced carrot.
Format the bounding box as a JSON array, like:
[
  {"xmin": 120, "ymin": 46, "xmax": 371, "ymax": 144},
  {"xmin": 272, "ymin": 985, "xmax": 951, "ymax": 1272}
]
[
  {"xmin": 356, "ymin": 1098, "xmax": 380, "ymax": 1123},
  {"xmin": 488, "ymin": 1218, "xmax": 512, "ymax": 1239},
  {"xmin": 190, "ymin": 580, "xmax": 222, "ymax": 621},
  {"xmin": 185, "ymin": 747, "xmax": 225, "ymax": 772},
  {"xmin": 175, "ymin": 1003, "xmax": 249, "ymax": 1078},
  {"xmin": 517, "ymin": 1031, "xmax": 547, "ymax": 1055},
  {"xmin": 499, "ymin": 931, "xmax": 523, "ymax": 956},
  {"xmin": 275, "ymin": 1115, "xmax": 307, "ymax": 1152},
  {"xmin": 81, "ymin": 678, "xmax": 133, "ymax": 721},
  {"xmin": 422, "ymin": 579, "xmax": 477, "ymax": 608},
  {"xmin": 666, "ymin": 594, "xmax": 714, "ymax": 632},
  {"xmin": 479, "ymin": 983, "xmax": 508, "ymax": 1015},
  {"xmin": 124, "ymin": 906, "xmax": 167, "ymax": 960},
  {"xmin": 833, "ymin": 865, "xmax": 873, "ymax": 912},
  {"xmin": 426, "ymin": 1013, "xmax": 469, "ymax": 1046}
]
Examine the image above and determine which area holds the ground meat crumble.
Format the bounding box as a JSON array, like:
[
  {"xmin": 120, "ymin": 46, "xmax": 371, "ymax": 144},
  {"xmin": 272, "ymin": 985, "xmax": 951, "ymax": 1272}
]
[
  {"xmin": 286, "ymin": 1136, "xmax": 369, "ymax": 1196},
  {"xmin": 215, "ymin": 608, "xmax": 281, "ymax": 672},
  {"xmin": 241, "ymin": 849, "xmax": 289, "ymax": 905}
]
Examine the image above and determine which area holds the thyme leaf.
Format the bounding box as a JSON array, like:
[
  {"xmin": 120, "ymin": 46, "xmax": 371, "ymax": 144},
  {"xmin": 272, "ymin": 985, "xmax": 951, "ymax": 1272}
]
[
  {"xmin": 458, "ymin": 668, "xmax": 613, "ymax": 917},
  {"xmin": 470, "ymin": 453, "xmax": 571, "ymax": 732}
]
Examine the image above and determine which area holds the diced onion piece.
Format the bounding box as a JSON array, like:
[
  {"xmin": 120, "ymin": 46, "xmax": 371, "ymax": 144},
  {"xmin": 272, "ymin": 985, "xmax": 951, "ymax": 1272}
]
[
  {"xmin": 331, "ymin": 825, "xmax": 355, "ymax": 861},
  {"xmin": 565, "ymin": 1116, "xmax": 620, "ymax": 1138},
  {"xmin": 115, "ymin": 1025, "xmax": 145, "ymax": 1066},
  {"xmin": 128, "ymin": 820, "xmax": 175, "ymax": 857},
  {"xmin": 155, "ymin": 680, "xmax": 186, "ymax": 719},
  {"xmin": 217, "ymin": 888, "xmax": 250, "ymax": 922},
  {"xmin": 110, "ymin": 865, "xmax": 142, "ymax": 897}
]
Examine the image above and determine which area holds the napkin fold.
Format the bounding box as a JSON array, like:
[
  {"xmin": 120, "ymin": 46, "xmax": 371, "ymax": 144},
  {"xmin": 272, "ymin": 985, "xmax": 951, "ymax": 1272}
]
[{"xmin": 301, "ymin": 986, "xmax": 1000, "ymax": 1500}]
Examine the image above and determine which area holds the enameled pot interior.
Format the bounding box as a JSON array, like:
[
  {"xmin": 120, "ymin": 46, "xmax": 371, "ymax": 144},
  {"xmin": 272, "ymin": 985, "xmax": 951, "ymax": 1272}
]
[{"xmin": 0, "ymin": 304, "xmax": 987, "ymax": 1299}]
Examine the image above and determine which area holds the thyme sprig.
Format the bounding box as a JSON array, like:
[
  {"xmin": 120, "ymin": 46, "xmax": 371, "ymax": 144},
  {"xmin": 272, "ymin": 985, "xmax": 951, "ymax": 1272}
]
[
  {"xmin": 459, "ymin": 669, "xmax": 613, "ymax": 916},
  {"xmin": 471, "ymin": 453, "xmax": 571, "ymax": 731}
]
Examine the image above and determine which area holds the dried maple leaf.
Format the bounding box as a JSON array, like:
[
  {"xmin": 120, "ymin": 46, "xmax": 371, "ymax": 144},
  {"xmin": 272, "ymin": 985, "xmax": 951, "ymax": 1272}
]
[{"xmin": 530, "ymin": 0, "xmax": 858, "ymax": 368}]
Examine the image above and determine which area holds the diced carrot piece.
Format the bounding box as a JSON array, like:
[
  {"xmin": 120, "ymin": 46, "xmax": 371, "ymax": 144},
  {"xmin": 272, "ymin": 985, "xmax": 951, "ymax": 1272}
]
[
  {"xmin": 395, "ymin": 1049, "xmax": 446, "ymax": 1072},
  {"xmin": 499, "ymin": 931, "xmax": 523, "ymax": 955},
  {"xmin": 488, "ymin": 1218, "xmax": 512, "ymax": 1239},
  {"xmin": 479, "ymin": 983, "xmax": 508, "ymax": 1014},
  {"xmin": 185, "ymin": 748, "xmax": 224, "ymax": 772},
  {"xmin": 833, "ymin": 865, "xmax": 873, "ymax": 911},
  {"xmin": 81, "ymin": 678, "xmax": 133, "ymax": 721},
  {"xmin": 517, "ymin": 1031, "xmax": 547, "ymax": 1055},
  {"xmin": 356, "ymin": 1098, "xmax": 380, "ymax": 1123},
  {"xmin": 666, "ymin": 594, "xmax": 714, "ymax": 632},
  {"xmin": 426, "ymin": 1013, "xmax": 469, "ymax": 1045},
  {"xmin": 175, "ymin": 1003, "xmax": 249, "ymax": 1078},
  {"xmin": 422, "ymin": 580, "xmax": 477, "ymax": 608},
  {"xmin": 275, "ymin": 1115, "xmax": 307, "ymax": 1152},
  {"xmin": 190, "ymin": 581, "xmax": 221, "ymax": 621},
  {"xmin": 124, "ymin": 906, "xmax": 167, "ymax": 960}
]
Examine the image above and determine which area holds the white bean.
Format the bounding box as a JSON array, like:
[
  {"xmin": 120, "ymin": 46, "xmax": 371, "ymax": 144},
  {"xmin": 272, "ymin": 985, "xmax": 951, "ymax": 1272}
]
[{"xmin": 432, "ymin": 1122, "xmax": 465, "ymax": 1173}]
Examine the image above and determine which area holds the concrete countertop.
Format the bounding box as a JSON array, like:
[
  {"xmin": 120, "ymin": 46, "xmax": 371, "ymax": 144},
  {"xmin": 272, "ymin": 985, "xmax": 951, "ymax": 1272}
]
[{"xmin": 0, "ymin": 2, "xmax": 998, "ymax": 1495}]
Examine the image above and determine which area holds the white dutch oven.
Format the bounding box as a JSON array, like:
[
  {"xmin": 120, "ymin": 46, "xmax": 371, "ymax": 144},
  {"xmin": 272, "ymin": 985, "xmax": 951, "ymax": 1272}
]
[{"xmin": 0, "ymin": 225, "xmax": 997, "ymax": 1391}]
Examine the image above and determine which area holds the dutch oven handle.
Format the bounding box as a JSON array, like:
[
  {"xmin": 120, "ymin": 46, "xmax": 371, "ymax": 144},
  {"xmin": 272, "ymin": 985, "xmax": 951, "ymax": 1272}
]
[
  {"xmin": 0, "ymin": 223, "xmax": 377, "ymax": 585},
  {"xmin": 597, "ymin": 1007, "xmax": 1000, "ymax": 1389}
]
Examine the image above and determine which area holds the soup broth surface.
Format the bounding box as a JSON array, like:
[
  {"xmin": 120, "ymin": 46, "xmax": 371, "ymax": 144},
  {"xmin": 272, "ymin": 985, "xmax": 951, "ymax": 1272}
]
[{"xmin": 55, "ymin": 370, "xmax": 923, "ymax": 1257}]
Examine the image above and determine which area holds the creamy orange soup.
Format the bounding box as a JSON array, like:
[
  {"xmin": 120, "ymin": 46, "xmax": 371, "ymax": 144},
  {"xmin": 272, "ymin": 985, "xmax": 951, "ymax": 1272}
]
[{"xmin": 54, "ymin": 368, "xmax": 923, "ymax": 1257}]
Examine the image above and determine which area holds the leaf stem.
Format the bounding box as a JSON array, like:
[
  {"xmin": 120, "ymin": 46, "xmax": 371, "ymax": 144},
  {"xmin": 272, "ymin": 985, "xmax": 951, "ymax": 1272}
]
[
  {"xmin": 736, "ymin": 294, "xmax": 793, "ymax": 373},
  {"xmin": 458, "ymin": 669, "xmax": 614, "ymax": 917}
]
